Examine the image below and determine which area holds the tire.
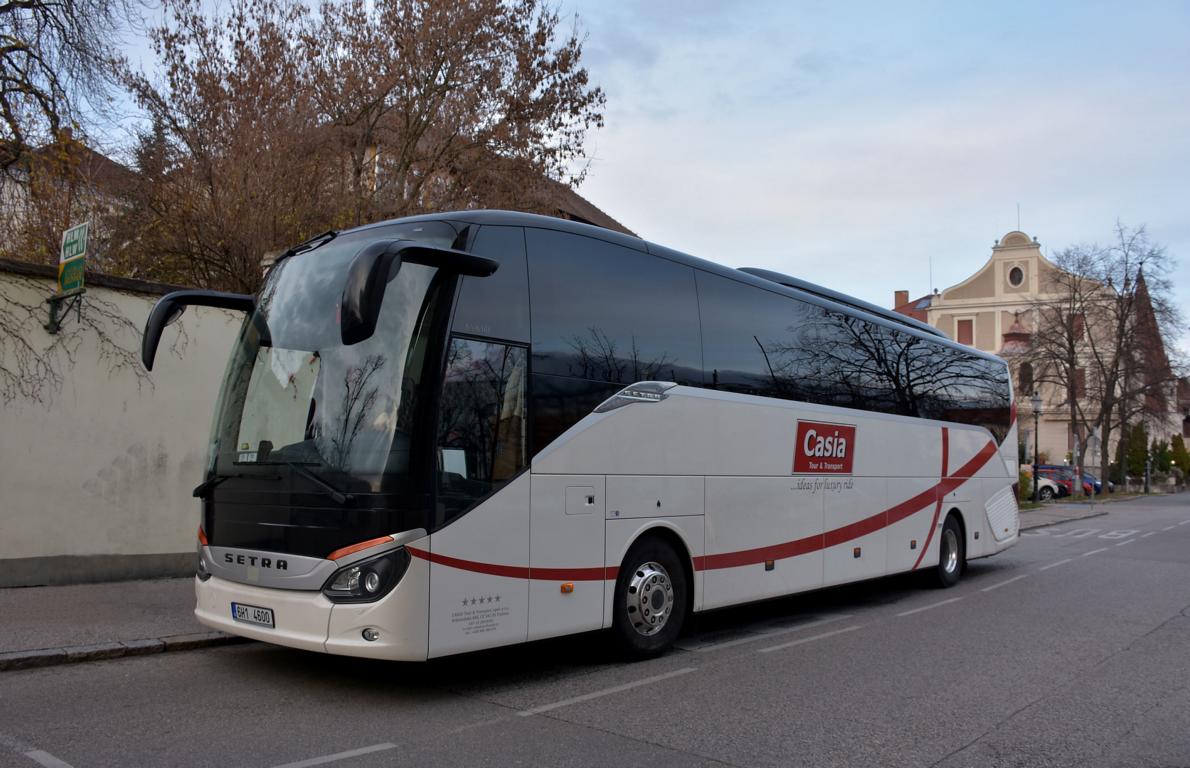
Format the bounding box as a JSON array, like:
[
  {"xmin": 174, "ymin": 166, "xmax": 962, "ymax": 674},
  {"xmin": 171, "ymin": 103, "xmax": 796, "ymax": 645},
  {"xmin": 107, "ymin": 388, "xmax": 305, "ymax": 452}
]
[
  {"xmin": 611, "ymin": 537, "xmax": 689, "ymax": 659},
  {"xmin": 1039, "ymin": 485, "xmax": 1054, "ymax": 501},
  {"xmin": 931, "ymin": 514, "xmax": 965, "ymax": 588}
]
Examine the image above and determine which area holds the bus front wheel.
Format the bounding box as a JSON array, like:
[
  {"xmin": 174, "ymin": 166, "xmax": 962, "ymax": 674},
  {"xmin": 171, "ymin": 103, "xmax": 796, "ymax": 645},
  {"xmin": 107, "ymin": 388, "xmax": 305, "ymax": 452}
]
[
  {"xmin": 612, "ymin": 537, "xmax": 688, "ymax": 659},
  {"xmin": 932, "ymin": 514, "xmax": 965, "ymax": 588}
]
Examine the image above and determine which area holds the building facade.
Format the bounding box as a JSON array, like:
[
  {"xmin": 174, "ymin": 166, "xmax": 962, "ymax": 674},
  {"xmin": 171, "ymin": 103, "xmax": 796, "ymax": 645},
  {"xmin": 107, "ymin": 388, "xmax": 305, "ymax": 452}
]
[{"xmin": 895, "ymin": 230, "xmax": 1180, "ymax": 479}]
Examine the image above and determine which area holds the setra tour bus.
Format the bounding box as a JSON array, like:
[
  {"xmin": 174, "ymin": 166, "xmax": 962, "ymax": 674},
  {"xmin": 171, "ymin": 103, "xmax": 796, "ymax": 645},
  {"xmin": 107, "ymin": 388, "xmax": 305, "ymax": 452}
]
[{"xmin": 141, "ymin": 210, "xmax": 1019, "ymax": 660}]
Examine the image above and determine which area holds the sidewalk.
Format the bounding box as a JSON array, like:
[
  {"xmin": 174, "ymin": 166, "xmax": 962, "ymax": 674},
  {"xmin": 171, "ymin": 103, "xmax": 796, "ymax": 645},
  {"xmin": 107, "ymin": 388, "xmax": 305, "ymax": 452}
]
[
  {"xmin": 0, "ymin": 577, "xmax": 247, "ymax": 672},
  {"xmin": 1018, "ymin": 491, "xmax": 1162, "ymax": 530}
]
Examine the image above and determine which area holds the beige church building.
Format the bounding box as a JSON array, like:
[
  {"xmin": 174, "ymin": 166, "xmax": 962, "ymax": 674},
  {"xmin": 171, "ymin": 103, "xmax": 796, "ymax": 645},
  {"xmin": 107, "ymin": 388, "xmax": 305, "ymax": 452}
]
[{"xmin": 894, "ymin": 230, "xmax": 1180, "ymax": 477}]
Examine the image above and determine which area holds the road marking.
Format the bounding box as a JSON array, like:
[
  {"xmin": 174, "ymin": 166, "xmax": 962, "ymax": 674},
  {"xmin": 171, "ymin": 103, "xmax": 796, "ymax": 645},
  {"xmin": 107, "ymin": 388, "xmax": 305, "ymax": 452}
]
[
  {"xmin": 1141, "ymin": 531, "xmax": 1157, "ymax": 538},
  {"xmin": 1179, "ymin": 520, "xmax": 1190, "ymax": 526},
  {"xmin": 1052, "ymin": 528, "xmax": 1100, "ymax": 539},
  {"xmin": 685, "ymin": 615, "xmax": 851, "ymax": 652},
  {"xmin": 981, "ymin": 574, "xmax": 1029, "ymax": 592},
  {"xmin": 269, "ymin": 743, "xmax": 396, "ymax": 768},
  {"xmin": 518, "ymin": 667, "xmax": 698, "ymax": 716},
  {"xmin": 1162, "ymin": 525, "xmax": 1178, "ymax": 531},
  {"xmin": 1099, "ymin": 529, "xmax": 1139, "ymax": 540},
  {"xmin": 447, "ymin": 716, "xmax": 511, "ymax": 735},
  {"xmin": 1039, "ymin": 558, "xmax": 1073, "ymax": 571},
  {"xmin": 758, "ymin": 625, "xmax": 863, "ymax": 653},
  {"xmin": 896, "ymin": 598, "xmax": 962, "ymax": 617},
  {"xmin": 23, "ymin": 752, "xmax": 74, "ymax": 768},
  {"xmin": 1115, "ymin": 539, "xmax": 1136, "ymax": 546},
  {"xmin": 1082, "ymin": 547, "xmax": 1108, "ymax": 557}
]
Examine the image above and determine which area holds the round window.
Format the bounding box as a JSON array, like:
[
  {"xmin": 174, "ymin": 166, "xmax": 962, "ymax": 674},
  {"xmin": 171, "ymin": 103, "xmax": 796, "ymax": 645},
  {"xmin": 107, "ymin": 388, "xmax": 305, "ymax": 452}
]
[{"xmin": 1008, "ymin": 266, "xmax": 1024, "ymax": 287}]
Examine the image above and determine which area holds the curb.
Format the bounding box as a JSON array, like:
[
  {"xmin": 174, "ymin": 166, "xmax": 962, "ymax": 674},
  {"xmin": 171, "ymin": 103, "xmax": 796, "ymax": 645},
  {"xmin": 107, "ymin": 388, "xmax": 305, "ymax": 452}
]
[
  {"xmin": 0, "ymin": 632, "xmax": 251, "ymax": 672},
  {"xmin": 1019, "ymin": 508, "xmax": 1109, "ymax": 531}
]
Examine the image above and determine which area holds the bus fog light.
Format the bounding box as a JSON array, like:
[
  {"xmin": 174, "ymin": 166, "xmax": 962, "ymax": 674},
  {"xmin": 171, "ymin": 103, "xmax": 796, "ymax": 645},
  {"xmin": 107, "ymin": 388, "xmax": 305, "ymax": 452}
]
[{"xmin": 362, "ymin": 628, "xmax": 380, "ymax": 642}]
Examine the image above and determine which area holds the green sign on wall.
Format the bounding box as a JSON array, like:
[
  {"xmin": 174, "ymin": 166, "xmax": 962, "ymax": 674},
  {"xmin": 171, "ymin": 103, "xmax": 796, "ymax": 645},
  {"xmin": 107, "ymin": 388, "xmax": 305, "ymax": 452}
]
[{"xmin": 58, "ymin": 222, "xmax": 88, "ymax": 293}]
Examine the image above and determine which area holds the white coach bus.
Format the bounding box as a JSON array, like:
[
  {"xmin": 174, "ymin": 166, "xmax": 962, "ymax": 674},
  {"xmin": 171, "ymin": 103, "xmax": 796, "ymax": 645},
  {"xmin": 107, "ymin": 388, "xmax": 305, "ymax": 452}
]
[{"xmin": 141, "ymin": 211, "xmax": 1019, "ymax": 660}]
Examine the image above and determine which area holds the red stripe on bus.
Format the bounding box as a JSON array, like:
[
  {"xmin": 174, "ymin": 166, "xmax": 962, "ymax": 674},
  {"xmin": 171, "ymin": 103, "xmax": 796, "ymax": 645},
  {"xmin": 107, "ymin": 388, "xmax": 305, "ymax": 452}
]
[
  {"xmin": 408, "ymin": 436, "xmax": 999, "ymax": 580},
  {"xmin": 406, "ymin": 547, "xmax": 617, "ymax": 582},
  {"xmin": 698, "ymin": 436, "xmax": 995, "ymax": 572},
  {"xmin": 912, "ymin": 427, "xmax": 949, "ymax": 570}
]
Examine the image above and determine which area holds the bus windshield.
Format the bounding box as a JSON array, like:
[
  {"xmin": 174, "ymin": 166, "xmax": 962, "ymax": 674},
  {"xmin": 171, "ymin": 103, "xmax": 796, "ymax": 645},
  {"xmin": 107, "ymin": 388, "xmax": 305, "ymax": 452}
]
[{"xmin": 208, "ymin": 224, "xmax": 456, "ymax": 494}]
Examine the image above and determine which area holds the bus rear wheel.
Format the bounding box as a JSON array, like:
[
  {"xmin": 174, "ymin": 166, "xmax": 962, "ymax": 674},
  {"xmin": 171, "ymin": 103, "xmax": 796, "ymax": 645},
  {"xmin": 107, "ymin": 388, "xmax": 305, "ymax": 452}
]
[
  {"xmin": 612, "ymin": 537, "xmax": 688, "ymax": 659},
  {"xmin": 932, "ymin": 514, "xmax": 965, "ymax": 588}
]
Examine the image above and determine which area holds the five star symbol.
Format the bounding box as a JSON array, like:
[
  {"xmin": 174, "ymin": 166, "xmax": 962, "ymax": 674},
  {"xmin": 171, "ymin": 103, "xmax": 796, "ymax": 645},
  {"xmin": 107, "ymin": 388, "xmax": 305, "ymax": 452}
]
[{"xmin": 460, "ymin": 595, "xmax": 502, "ymax": 606}]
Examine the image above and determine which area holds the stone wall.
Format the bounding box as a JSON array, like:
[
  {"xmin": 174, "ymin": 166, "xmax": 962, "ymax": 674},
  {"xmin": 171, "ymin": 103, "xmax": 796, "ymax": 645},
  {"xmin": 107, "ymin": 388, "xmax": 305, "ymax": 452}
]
[{"xmin": 0, "ymin": 260, "xmax": 241, "ymax": 586}]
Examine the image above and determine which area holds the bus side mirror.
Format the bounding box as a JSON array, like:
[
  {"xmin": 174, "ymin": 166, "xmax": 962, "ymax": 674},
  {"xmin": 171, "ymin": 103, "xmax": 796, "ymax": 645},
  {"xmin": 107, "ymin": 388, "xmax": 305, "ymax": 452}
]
[
  {"xmin": 142, "ymin": 290, "xmax": 254, "ymax": 370},
  {"xmin": 341, "ymin": 240, "xmax": 498, "ymax": 346},
  {"xmin": 341, "ymin": 240, "xmax": 404, "ymax": 346}
]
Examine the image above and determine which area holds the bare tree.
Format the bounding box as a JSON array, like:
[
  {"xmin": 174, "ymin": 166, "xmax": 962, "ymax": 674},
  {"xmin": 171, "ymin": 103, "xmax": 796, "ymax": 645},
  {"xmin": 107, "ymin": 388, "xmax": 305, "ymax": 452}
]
[
  {"xmin": 116, "ymin": 0, "xmax": 333, "ymax": 292},
  {"xmin": 1025, "ymin": 223, "xmax": 1183, "ymax": 492},
  {"xmin": 0, "ymin": 0, "xmax": 130, "ymax": 172},
  {"xmin": 114, "ymin": 0, "xmax": 605, "ymax": 292}
]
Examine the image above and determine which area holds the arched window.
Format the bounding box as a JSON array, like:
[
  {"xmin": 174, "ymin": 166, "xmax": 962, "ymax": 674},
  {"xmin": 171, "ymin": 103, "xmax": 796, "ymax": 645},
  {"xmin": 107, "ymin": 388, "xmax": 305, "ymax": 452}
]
[{"xmin": 1018, "ymin": 362, "xmax": 1033, "ymax": 396}]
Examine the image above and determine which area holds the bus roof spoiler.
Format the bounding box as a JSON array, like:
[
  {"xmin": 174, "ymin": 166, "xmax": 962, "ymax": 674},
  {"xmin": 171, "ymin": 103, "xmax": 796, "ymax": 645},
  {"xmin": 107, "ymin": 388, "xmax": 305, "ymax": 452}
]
[
  {"xmin": 142, "ymin": 290, "xmax": 254, "ymax": 371},
  {"xmin": 341, "ymin": 240, "xmax": 498, "ymax": 345},
  {"xmin": 738, "ymin": 267, "xmax": 947, "ymax": 340}
]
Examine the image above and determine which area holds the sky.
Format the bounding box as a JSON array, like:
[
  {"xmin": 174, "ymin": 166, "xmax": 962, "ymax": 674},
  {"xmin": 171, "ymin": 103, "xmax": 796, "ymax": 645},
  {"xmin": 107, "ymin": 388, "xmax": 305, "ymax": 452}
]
[
  {"xmin": 559, "ymin": 0, "xmax": 1190, "ymax": 349},
  {"xmin": 108, "ymin": 1, "xmax": 1190, "ymax": 349}
]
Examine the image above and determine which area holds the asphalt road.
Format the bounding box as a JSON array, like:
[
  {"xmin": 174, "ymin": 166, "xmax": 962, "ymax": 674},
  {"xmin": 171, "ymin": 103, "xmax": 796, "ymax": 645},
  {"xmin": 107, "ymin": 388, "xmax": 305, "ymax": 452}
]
[{"xmin": 2, "ymin": 495, "xmax": 1188, "ymax": 768}]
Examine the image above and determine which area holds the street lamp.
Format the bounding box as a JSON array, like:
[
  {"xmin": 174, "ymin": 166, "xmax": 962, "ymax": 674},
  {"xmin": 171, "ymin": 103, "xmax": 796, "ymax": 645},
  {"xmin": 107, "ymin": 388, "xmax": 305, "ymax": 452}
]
[
  {"xmin": 1031, "ymin": 392, "xmax": 1042, "ymax": 503},
  {"xmin": 1145, "ymin": 447, "xmax": 1152, "ymax": 494}
]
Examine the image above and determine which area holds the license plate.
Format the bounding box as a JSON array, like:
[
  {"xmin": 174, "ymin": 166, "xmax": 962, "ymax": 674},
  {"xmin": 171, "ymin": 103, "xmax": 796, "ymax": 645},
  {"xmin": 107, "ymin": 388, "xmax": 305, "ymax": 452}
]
[{"xmin": 231, "ymin": 602, "xmax": 274, "ymax": 628}]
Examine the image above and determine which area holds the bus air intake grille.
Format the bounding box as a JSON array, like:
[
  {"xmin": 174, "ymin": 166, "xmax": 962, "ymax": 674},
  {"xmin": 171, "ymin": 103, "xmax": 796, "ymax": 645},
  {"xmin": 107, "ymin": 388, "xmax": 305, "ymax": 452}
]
[{"xmin": 984, "ymin": 486, "xmax": 1019, "ymax": 542}]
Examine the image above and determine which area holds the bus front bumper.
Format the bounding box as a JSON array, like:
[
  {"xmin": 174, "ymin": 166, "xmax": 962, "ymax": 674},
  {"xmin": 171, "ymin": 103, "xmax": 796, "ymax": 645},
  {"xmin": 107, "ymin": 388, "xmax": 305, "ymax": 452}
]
[{"xmin": 195, "ymin": 555, "xmax": 430, "ymax": 661}]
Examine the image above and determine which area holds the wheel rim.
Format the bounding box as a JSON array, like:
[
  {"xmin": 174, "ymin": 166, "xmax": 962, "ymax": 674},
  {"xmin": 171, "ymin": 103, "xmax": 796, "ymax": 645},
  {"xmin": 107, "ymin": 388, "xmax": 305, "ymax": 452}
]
[
  {"xmin": 941, "ymin": 528, "xmax": 959, "ymax": 574},
  {"xmin": 625, "ymin": 561, "xmax": 674, "ymax": 637}
]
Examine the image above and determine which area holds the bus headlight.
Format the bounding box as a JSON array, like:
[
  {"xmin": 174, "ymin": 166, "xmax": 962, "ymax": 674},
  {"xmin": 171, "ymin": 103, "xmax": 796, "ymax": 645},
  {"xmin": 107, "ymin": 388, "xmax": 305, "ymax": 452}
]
[{"xmin": 322, "ymin": 547, "xmax": 410, "ymax": 603}]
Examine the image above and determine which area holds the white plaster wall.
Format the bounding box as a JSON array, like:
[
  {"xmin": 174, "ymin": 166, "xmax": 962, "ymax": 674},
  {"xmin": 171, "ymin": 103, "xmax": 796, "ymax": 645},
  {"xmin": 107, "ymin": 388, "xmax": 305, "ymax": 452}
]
[{"xmin": 0, "ymin": 271, "xmax": 242, "ymax": 559}]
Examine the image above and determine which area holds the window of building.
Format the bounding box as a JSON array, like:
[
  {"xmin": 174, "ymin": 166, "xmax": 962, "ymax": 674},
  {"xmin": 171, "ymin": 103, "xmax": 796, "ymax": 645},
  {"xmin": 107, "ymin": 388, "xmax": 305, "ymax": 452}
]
[
  {"xmin": 1008, "ymin": 266, "xmax": 1024, "ymax": 287},
  {"xmin": 1018, "ymin": 362, "xmax": 1033, "ymax": 395},
  {"xmin": 1071, "ymin": 313, "xmax": 1085, "ymax": 341},
  {"xmin": 1074, "ymin": 367, "xmax": 1086, "ymax": 399},
  {"xmin": 956, "ymin": 318, "xmax": 974, "ymax": 346}
]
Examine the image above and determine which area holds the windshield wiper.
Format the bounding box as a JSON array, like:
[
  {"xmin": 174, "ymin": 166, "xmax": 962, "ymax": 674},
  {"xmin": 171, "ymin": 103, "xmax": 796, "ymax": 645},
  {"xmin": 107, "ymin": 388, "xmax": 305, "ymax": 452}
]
[
  {"xmin": 282, "ymin": 461, "xmax": 355, "ymax": 506},
  {"xmin": 193, "ymin": 475, "xmax": 229, "ymax": 499},
  {"xmin": 275, "ymin": 230, "xmax": 338, "ymax": 265},
  {"xmin": 192, "ymin": 471, "xmax": 282, "ymax": 499}
]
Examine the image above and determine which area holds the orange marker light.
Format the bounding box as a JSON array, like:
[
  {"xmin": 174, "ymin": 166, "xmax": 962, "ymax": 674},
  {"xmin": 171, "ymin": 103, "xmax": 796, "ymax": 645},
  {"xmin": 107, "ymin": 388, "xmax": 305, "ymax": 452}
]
[
  {"xmin": 853, "ymin": 547, "xmax": 862, "ymax": 559},
  {"xmin": 197, "ymin": 526, "xmax": 208, "ymax": 546},
  {"xmin": 327, "ymin": 535, "xmax": 394, "ymax": 561},
  {"xmin": 560, "ymin": 582, "xmax": 575, "ymax": 594}
]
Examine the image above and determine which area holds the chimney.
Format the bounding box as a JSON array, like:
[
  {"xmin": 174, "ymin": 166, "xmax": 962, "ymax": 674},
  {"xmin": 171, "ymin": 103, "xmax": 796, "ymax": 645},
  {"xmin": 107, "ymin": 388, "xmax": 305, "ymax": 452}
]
[{"xmin": 894, "ymin": 290, "xmax": 908, "ymax": 308}]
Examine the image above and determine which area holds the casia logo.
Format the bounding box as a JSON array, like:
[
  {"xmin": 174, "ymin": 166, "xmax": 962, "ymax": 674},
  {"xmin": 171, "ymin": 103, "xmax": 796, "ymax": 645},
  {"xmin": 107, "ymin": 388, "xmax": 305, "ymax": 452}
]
[{"xmin": 793, "ymin": 420, "xmax": 857, "ymax": 474}]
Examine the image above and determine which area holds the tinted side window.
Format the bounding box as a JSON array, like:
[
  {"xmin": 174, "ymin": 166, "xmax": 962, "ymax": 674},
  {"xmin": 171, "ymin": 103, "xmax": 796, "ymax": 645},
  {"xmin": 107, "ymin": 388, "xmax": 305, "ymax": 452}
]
[
  {"xmin": 527, "ymin": 228, "xmax": 702, "ymax": 386},
  {"xmin": 436, "ymin": 337, "xmax": 528, "ymax": 524},
  {"xmin": 698, "ymin": 272, "xmax": 819, "ymax": 401},
  {"xmin": 529, "ymin": 374, "xmax": 620, "ymax": 456},
  {"xmin": 915, "ymin": 348, "xmax": 1011, "ymax": 442},
  {"xmin": 452, "ymin": 226, "xmax": 530, "ymax": 342},
  {"xmin": 699, "ymin": 271, "xmax": 1010, "ymax": 435}
]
